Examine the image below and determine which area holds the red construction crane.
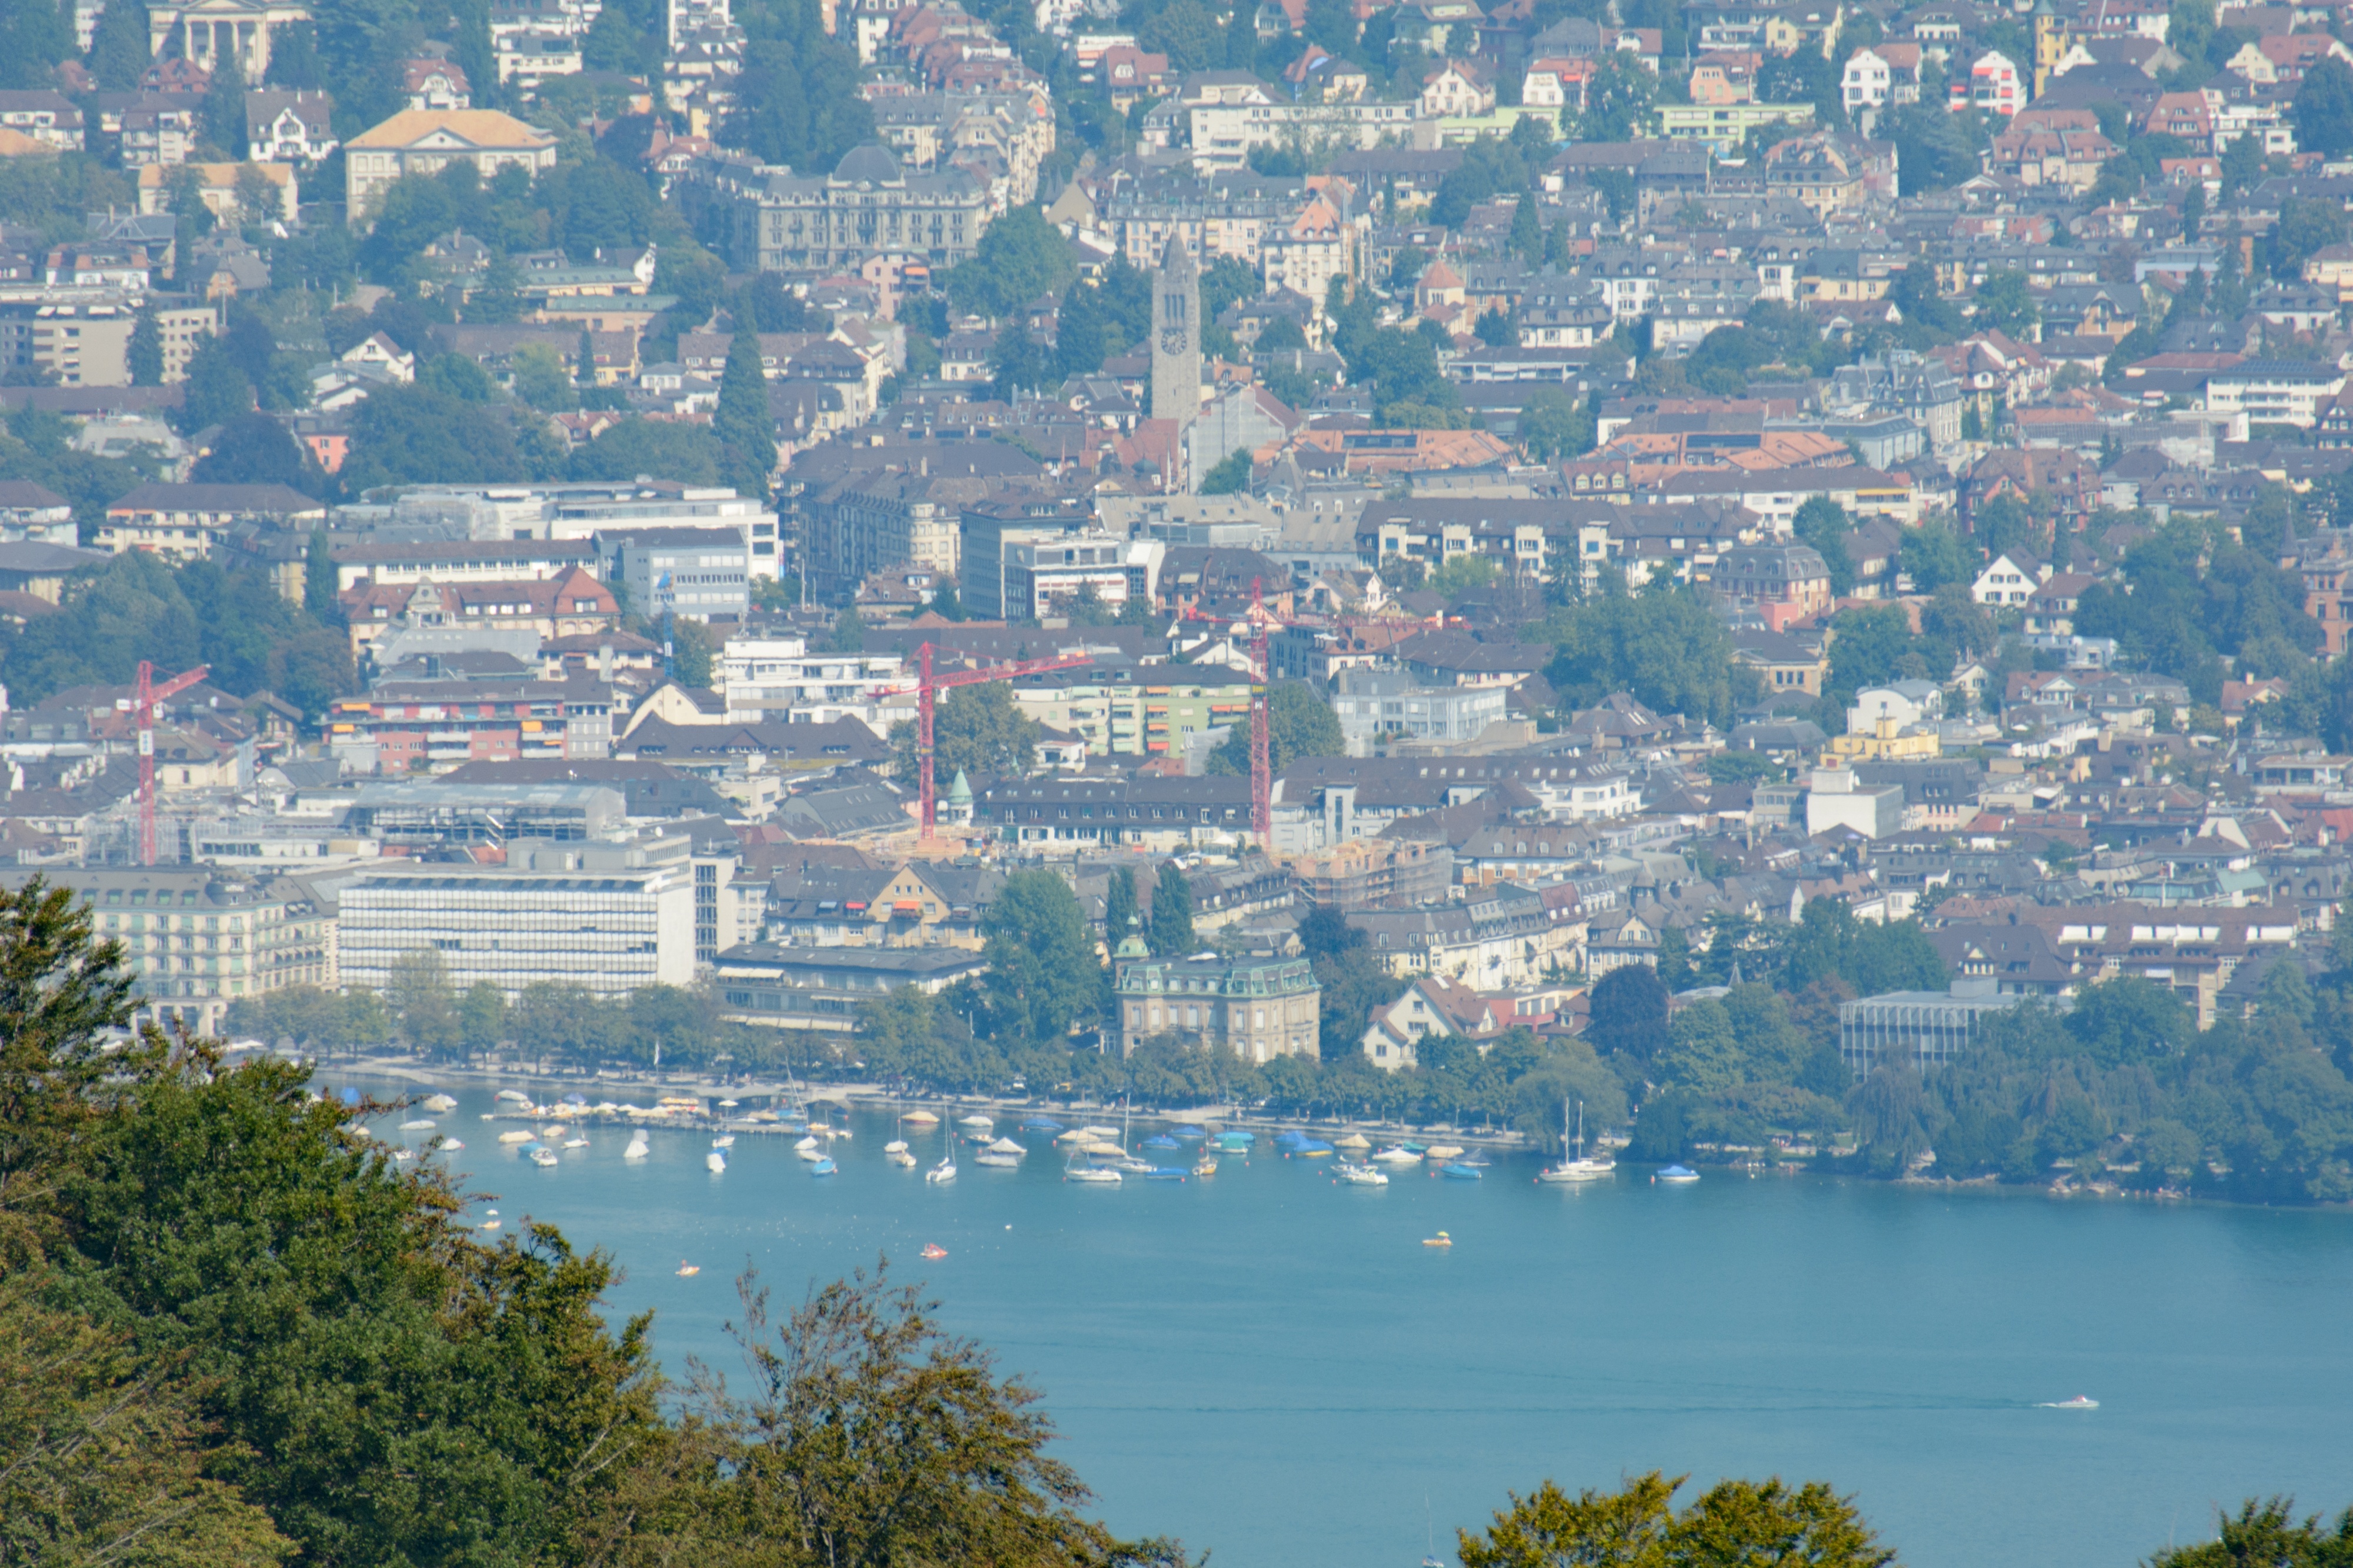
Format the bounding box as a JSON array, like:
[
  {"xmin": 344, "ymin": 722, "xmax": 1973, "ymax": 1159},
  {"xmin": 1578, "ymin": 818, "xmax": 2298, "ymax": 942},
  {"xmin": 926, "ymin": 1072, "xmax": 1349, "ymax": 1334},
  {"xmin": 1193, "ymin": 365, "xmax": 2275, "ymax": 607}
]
[
  {"xmin": 135, "ymin": 659, "xmax": 208, "ymax": 866},
  {"xmin": 1172, "ymin": 581, "xmax": 1299, "ymax": 845},
  {"xmin": 916, "ymin": 641, "xmax": 1091, "ymax": 839}
]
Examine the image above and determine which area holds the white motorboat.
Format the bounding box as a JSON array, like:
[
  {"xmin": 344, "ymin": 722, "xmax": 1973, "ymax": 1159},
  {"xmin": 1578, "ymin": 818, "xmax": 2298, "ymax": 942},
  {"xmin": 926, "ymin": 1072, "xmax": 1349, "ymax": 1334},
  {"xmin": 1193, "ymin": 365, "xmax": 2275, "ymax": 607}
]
[
  {"xmin": 889, "ymin": 1149, "xmax": 918, "ymax": 1167},
  {"xmin": 400, "ymin": 1118, "xmax": 436, "ymax": 1131},
  {"xmin": 925, "ymin": 1155, "xmax": 956, "ymax": 1184},
  {"xmin": 1333, "ymin": 1161, "xmax": 1389, "ymax": 1186},
  {"xmin": 884, "ymin": 1139, "xmax": 910, "ymax": 1154},
  {"xmin": 706, "ymin": 1149, "xmax": 728, "ymax": 1173},
  {"xmin": 1539, "ymin": 1100, "xmax": 1615, "ymax": 1185},
  {"xmin": 530, "ymin": 1147, "xmax": 559, "ymax": 1167},
  {"xmin": 392, "ymin": 1148, "xmax": 417, "ymax": 1164},
  {"xmin": 711, "ymin": 1135, "xmax": 736, "ymax": 1149},
  {"xmin": 438, "ymin": 1138, "xmax": 465, "ymax": 1152},
  {"xmin": 563, "ymin": 1137, "xmax": 589, "ymax": 1149},
  {"xmin": 1064, "ymin": 1160, "xmax": 1122, "ymax": 1185},
  {"xmin": 624, "ymin": 1132, "xmax": 649, "ymax": 1160},
  {"xmin": 2039, "ymin": 1395, "xmax": 2100, "ymax": 1410}
]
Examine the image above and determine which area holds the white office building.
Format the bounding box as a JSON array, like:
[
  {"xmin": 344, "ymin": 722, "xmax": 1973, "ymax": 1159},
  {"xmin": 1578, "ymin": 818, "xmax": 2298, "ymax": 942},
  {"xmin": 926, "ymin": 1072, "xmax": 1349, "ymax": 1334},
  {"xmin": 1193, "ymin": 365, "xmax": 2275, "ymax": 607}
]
[
  {"xmin": 339, "ymin": 838, "xmax": 696, "ymax": 999},
  {"xmin": 720, "ymin": 635, "xmax": 912, "ymax": 733},
  {"xmin": 367, "ymin": 480, "xmax": 782, "ymax": 576},
  {"xmin": 1329, "ymin": 670, "xmax": 1509, "ymax": 755}
]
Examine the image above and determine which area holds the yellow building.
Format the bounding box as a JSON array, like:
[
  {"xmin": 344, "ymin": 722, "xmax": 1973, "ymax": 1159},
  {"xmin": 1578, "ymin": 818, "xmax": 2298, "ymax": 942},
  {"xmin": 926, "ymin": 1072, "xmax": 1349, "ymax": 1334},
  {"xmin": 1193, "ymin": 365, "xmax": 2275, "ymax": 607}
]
[
  {"xmin": 1827, "ymin": 716, "xmax": 1941, "ymax": 764},
  {"xmin": 344, "ymin": 109, "xmax": 558, "ymax": 223}
]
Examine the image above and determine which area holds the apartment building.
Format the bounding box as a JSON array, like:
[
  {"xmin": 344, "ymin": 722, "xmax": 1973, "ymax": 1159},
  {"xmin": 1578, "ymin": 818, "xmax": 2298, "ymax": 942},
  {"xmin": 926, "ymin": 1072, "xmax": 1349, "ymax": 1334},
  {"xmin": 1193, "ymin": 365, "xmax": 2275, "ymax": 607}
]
[
  {"xmin": 336, "ymin": 565, "xmax": 621, "ymax": 657},
  {"xmin": 6, "ymin": 865, "xmax": 335, "ymax": 1036},
  {"xmin": 1004, "ymin": 665, "xmax": 1257, "ymax": 758},
  {"xmin": 599, "ymin": 526, "xmax": 752, "ymax": 620},
  {"xmin": 339, "ymin": 837, "xmax": 696, "ymax": 999},
  {"xmin": 719, "ymin": 635, "xmax": 912, "ymax": 729},
  {"xmin": 327, "ymin": 668, "xmax": 619, "ymax": 773},
  {"xmin": 98, "ymin": 482, "xmax": 328, "ymax": 559},
  {"xmin": 1112, "ymin": 942, "xmax": 1322, "ymax": 1062}
]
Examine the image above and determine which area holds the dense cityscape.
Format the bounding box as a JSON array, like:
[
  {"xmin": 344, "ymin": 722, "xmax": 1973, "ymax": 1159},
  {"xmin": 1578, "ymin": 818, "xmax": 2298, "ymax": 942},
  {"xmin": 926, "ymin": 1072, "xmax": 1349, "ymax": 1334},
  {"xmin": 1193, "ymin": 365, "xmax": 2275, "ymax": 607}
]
[{"xmin": 8, "ymin": 0, "xmax": 2353, "ymax": 1557}]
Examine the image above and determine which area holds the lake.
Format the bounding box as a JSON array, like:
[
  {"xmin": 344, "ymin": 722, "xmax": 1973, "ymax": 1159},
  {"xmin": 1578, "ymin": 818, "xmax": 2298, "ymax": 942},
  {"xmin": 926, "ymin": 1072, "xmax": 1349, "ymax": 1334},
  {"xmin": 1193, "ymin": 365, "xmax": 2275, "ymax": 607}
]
[{"xmin": 361, "ymin": 1079, "xmax": 2353, "ymax": 1568}]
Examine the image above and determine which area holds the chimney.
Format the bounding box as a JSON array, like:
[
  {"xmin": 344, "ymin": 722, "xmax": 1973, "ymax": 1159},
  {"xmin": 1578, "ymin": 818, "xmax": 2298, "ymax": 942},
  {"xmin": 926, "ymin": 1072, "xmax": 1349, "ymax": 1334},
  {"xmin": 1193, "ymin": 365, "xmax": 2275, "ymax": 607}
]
[{"xmin": 599, "ymin": 642, "xmax": 614, "ymax": 680}]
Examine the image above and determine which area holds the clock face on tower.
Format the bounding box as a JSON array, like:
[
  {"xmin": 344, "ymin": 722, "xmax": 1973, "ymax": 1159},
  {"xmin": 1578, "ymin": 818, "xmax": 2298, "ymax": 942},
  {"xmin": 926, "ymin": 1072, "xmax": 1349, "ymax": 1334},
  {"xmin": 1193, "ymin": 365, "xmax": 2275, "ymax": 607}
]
[{"xmin": 1161, "ymin": 328, "xmax": 1188, "ymax": 353}]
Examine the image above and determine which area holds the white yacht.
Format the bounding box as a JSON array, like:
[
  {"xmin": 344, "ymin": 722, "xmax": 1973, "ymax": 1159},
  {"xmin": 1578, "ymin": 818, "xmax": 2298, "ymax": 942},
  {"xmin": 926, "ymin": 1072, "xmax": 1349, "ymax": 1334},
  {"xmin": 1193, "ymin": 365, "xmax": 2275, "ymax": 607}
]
[{"xmin": 1539, "ymin": 1101, "xmax": 1615, "ymax": 1184}]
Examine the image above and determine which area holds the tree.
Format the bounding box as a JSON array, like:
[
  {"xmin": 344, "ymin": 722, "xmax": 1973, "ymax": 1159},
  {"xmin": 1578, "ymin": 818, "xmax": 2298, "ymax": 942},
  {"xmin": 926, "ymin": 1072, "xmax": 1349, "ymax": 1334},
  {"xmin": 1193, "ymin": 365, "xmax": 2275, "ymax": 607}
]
[
  {"xmin": 2271, "ymin": 196, "xmax": 2350, "ymax": 281},
  {"xmin": 1901, "ymin": 521, "xmax": 1972, "ymax": 593},
  {"xmin": 1973, "ymin": 267, "xmax": 2039, "ymax": 336},
  {"xmin": 671, "ymin": 617, "xmax": 715, "ymax": 689},
  {"xmin": 1573, "ymin": 54, "xmax": 1658, "ymax": 140},
  {"xmin": 128, "ymin": 305, "xmax": 164, "ymax": 387},
  {"xmin": 510, "ymin": 343, "xmax": 579, "ymax": 411},
  {"xmin": 2295, "ymin": 56, "xmax": 2353, "ymax": 158},
  {"xmin": 177, "ymin": 336, "xmax": 254, "ymax": 432},
  {"xmin": 1199, "ymin": 448, "xmax": 1252, "ymax": 495},
  {"xmin": 714, "ymin": 328, "xmax": 776, "ymax": 499},
  {"xmin": 1536, "ymin": 585, "xmax": 1751, "ymax": 727},
  {"xmin": 387, "ymin": 946, "xmax": 458, "ymax": 1056},
  {"xmin": 825, "ymin": 606, "xmax": 867, "ymax": 653},
  {"xmin": 191, "ymin": 412, "xmax": 322, "ymax": 493},
  {"xmin": 1208, "ymin": 682, "xmax": 1345, "ymax": 775},
  {"xmin": 1793, "ymin": 496, "xmax": 1855, "ymax": 596},
  {"xmin": 459, "ymin": 980, "xmax": 507, "ymax": 1053},
  {"xmin": 724, "ymin": 32, "xmax": 876, "ymax": 177},
  {"xmin": 1587, "ymin": 965, "xmax": 1670, "ymax": 1060},
  {"xmin": 0, "ymin": 1275, "xmax": 290, "ymax": 1565},
  {"xmin": 980, "ymin": 870, "xmax": 1099, "ymax": 1041},
  {"xmin": 1148, "ymin": 862, "xmax": 1195, "ymax": 957},
  {"xmin": 1071, "ymin": 871, "xmax": 1131, "ymax": 971},
  {"xmin": 2151, "ymin": 1498, "xmax": 2353, "ymax": 1568},
  {"xmin": 304, "ymin": 528, "xmax": 338, "ymax": 624},
  {"xmin": 0, "ymin": 0, "xmax": 73, "ymax": 89},
  {"xmin": 1518, "ymin": 388, "xmax": 1592, "ymax": 461},
  {"xmin": 0, "ymin": 884, "xmax": 668, "ymax": 1568},
  {"xmin": 889, "ymin": 680, "xmax": 1038, "ymax": 786},
  {"xmin": 87, "ymin": 0, "xmax": 153, "ymax": 89},
  {"xmin": 1458, "ymin": 1472, "xmax": 1894, "ymax": 1568},
  {"xmin": 946, "ymin": 206, "xmax": 1076, "ymax": 319},
  {"xmin": 338, "ymin": 385, "xmax": 529, "ymax": 495},
  {"xmin": 635, "ymin": 1263, "xmax": 1174, "ymax": 1568},
  {"xmin": 2064, "ymin": 976, "xmax": 2197, "ymax": 1065},
  {"xmin": 204, "ymin": 50, "xmax": 249, "ymax": 159}
]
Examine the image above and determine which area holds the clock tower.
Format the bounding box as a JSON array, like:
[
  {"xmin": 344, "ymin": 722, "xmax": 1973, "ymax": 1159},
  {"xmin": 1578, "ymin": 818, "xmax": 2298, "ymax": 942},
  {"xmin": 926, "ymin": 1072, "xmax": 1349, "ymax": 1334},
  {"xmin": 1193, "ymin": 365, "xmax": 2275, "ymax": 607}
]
[{"xmin": 1151, "ymin": 235, "xmax": 1200, "ymax": 461}]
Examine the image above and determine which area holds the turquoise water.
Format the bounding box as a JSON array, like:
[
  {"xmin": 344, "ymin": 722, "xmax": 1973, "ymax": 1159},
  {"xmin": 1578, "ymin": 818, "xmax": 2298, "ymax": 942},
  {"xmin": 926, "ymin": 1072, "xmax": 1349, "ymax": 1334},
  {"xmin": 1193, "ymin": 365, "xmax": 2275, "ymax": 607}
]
[{"xmin": 371, "ymin": 1082, "xmax": 2353, "ymax": 1568}]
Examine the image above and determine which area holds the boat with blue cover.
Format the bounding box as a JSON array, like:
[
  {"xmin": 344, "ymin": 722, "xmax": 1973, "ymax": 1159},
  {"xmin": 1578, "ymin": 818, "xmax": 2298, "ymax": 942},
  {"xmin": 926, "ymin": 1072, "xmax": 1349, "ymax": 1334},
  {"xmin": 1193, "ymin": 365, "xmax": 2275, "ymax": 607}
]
[
  {"xmin": 1441, "ymin": 1163, "xmax": 1483, "ymax": 1180},
  {"xmin": 1143, "ymin": 1133, "xmax": 1182, "ymax": 1150}
]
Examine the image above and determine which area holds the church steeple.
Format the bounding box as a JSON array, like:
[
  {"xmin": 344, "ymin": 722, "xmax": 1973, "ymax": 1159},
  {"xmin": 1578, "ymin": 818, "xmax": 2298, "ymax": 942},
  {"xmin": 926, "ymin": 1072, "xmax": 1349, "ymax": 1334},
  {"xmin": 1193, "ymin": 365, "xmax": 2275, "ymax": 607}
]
[{"xmin": 1151, "ymin": 234, "xmax": 1200, "ymax": 483}]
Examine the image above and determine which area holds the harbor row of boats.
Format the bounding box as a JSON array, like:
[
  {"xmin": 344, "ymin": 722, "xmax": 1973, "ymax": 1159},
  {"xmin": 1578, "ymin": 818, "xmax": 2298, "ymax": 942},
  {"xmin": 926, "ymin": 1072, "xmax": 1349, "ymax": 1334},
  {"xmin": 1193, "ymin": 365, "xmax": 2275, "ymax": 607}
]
[{"xmin": 385, "ymin": 1091, "xmax": 1698, "ymax": 1192}]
